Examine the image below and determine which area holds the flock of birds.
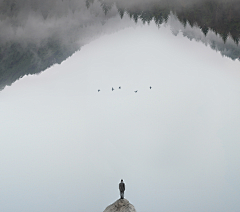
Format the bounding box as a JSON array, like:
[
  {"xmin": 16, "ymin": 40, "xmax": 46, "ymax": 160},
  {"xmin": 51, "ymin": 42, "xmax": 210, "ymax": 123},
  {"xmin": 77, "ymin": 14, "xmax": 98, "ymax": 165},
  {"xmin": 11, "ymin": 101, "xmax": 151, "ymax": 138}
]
[{"xmin": 98, "ymin": 86, "xmax": 152, "ymax": 93}]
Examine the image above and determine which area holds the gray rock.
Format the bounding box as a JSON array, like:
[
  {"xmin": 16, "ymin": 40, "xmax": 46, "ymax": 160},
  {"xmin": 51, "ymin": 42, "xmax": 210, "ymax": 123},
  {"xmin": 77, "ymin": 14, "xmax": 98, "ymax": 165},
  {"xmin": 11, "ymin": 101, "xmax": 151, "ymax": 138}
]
[{"xmin": 103, "ymin": 199, "xmax": 136, "ymax": 212}]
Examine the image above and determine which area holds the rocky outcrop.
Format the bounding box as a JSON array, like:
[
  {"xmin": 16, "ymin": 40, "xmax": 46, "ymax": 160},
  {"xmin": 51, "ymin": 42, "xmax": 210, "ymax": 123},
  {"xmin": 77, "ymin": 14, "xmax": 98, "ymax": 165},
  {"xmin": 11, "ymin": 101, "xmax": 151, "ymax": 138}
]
[{"xmin": 103, "ymin": 199, "xmax": 136, "ymax": 212}]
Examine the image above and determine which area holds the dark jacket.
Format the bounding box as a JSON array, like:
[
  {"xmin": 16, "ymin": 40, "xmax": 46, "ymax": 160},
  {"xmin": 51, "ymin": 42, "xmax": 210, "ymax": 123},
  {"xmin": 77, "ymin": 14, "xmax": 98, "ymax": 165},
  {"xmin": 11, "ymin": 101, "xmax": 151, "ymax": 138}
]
[{"xmin": 119, "ymin": 182, "xmax": 125, "ymax": 192}]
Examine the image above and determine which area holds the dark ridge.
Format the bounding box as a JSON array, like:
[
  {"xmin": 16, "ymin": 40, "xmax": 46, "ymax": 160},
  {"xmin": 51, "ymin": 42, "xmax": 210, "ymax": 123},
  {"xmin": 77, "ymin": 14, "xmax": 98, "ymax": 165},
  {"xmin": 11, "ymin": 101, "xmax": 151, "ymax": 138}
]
[
  {"xmin": 0, "ymin": 38, "xmax": 78, "ymax": 90},
  {"xmin": 1, "ymin": 0, "xmax": 240, "ymax": 90},
  {"xmin": 98, "ymin": 0, "xmax": 240, "ymax": 60}
]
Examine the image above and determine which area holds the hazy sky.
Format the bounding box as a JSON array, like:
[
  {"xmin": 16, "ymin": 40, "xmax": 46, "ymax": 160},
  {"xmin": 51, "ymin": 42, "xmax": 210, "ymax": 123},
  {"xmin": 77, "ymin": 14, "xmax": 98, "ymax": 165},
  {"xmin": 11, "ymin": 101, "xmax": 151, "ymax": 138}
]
[{"xmin": 1, "ymin": 22, "xmax": 240, "ymax": 212}]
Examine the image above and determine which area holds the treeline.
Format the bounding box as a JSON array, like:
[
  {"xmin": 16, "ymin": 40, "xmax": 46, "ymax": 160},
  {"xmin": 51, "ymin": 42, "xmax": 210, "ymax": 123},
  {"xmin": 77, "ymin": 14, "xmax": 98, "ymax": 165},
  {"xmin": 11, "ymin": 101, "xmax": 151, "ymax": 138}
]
[
  {"xmin": 0, "ymin": 0, "xmax": 240, "ymax": 90},
  {"xmin": 2, "ymin": 0, "xmax": 240, "ymax": 43},
  {"xmin": 88, "ymin": 0, "xmax": 240, "ymax": 44},
  {"xmin": 174, "ymin": 0, "xmax": 240, "ymax": 44}
]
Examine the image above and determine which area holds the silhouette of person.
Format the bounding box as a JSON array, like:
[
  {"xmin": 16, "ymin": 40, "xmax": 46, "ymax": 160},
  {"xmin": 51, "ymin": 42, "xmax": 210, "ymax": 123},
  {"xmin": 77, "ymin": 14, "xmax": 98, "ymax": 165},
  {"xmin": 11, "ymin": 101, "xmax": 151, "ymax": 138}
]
[{"xmin": 119, "ymin": 179, "xmax": 125, "ymax": 199}]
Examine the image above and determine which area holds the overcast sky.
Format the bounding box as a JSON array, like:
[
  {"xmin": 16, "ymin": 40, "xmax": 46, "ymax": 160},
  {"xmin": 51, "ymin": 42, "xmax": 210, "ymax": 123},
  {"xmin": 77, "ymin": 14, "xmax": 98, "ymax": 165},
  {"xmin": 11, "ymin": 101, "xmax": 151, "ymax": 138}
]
[{"xmin": 1, "ymin": 22, "xmax": 240, "ymax": 212}]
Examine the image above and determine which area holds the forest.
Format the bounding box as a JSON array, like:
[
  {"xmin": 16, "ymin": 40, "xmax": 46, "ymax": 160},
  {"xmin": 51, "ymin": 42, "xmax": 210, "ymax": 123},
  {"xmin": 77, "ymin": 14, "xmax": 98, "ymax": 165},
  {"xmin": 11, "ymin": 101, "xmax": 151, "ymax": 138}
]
[{"xmin": 0, "ymin": 0, "xmax": 240, "ymax": 90}]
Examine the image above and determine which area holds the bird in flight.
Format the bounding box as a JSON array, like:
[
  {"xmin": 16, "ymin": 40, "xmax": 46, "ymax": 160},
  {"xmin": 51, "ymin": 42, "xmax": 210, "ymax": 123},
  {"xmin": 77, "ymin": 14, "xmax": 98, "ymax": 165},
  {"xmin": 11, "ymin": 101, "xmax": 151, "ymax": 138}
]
[
  {"xmin": 112, "ymin": 87, "xmax": 114, "ymax": 91},
  {"xmin": 134, "ymin": 90, "xmax": 138, "ymax": 93}
]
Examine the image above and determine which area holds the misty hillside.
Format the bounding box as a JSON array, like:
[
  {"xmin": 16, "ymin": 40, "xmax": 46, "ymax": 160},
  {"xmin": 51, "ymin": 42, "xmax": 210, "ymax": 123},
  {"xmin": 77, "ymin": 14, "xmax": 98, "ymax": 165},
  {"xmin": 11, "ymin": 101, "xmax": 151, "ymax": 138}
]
[
  {"xmin": 113, "ymin": 0, "xmax": 240, "ymax": 59},
  {"xmin": 0, "ymin": 0, "xmax": 240, "ymax": 90},
  {"xmin": 0, "ymin": 38, "xmax": 78, "ymax": 90},
  {"xmin": 0, "ymin": 0, "xmax": 123, "ymax": 90}
]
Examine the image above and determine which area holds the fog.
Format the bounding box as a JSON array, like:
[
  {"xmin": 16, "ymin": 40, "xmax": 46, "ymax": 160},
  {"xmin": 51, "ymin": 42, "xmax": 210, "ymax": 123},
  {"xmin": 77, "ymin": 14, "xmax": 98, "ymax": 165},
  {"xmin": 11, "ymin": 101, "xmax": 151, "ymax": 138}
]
[
  {"xmin": 0, "ymin": 0, "xmax": 124, "ymax": 44},
  {"xmin": 1, "ymin": 22, "xmax": 240, "ymax": 211},
  {"xmin": 1, "ymin": 0, "xmax": 240, "ymax": 211}
]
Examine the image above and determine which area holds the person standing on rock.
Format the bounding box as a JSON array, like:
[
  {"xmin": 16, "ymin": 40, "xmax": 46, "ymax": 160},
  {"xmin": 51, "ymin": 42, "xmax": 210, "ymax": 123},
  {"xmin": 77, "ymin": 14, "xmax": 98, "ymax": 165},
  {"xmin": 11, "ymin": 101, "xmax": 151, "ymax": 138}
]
[{"xmin": 119, "ymin": 179, "xmax": 125, "ymax": 199}]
